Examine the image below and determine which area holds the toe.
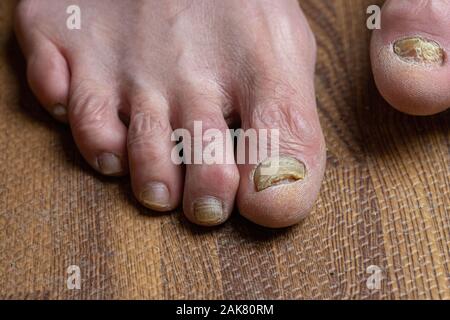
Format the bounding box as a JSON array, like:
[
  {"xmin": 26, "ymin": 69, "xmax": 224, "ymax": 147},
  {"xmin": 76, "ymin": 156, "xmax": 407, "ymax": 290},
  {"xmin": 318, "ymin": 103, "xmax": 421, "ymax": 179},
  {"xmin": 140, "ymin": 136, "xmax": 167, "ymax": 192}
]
[
  {"xmin": 179, "ymin": 98, "xmax": 239, "ymax": 227},
  {"xmin": 68, "ymin": 79, "xmax": 128, "ymax": 176},
  {"xmin": 371, "ymin": 0, "xmax": 450, "ymax": 115},
  {"xmin": 237, "ymin": 87, "xmax": 326, "ymax": 228},
  {"xmin": 127, "ymin": 93, "xmax": 183, "ymax": 212},
  {"xmin": 23, "ymin": 40, "xmax": 70, "ymax": 122},
  {"xmin": 15, "ymin": 4, "xmax": 70, "ymax": 122}
]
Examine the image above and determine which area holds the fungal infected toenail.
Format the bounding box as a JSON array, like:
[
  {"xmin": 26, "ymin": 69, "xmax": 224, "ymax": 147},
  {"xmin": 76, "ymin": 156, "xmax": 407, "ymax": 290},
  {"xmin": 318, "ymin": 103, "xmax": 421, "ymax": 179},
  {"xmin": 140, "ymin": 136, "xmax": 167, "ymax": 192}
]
[
  {"xmin": 97, "ymin": 153, "xmax": 123, "ymax": 175},
  {"xmin": 193, "ymin": 197, "xmax": 224, "ymax": 226},
  {"xmin": 394, "ymin": 36, "xmax": 444, "ymax": 65},
  {"xmin": 140, "ymin": 182, "xmax": 170, "ymax": 211},
  {"xmin": 254, "ymin": 156, "xmax": 306, "ymax": 192}
]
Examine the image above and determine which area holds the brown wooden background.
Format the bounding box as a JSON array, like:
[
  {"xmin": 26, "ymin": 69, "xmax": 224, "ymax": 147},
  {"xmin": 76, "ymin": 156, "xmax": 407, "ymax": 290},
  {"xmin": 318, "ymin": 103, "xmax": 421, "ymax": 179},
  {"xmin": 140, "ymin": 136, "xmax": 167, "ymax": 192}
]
[{"xmin": 0, "ymin": 0, "xmax": 449, "ymax": 299}]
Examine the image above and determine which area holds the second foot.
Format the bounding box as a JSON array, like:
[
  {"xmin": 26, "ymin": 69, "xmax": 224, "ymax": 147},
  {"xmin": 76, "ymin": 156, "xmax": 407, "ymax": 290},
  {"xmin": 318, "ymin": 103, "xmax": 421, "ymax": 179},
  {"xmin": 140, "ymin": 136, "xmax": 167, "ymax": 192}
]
[{"xmin": 371, "ymin": 0, "xmax": 450, "ymax": 115}]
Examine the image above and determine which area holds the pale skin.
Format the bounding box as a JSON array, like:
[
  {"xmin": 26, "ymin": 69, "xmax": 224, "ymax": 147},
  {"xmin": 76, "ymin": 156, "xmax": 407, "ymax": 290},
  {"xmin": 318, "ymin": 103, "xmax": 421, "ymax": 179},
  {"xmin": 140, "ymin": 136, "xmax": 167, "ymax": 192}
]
[{"xmin": 14, "ymin": 0, "xmax": 449, "ymax": 228}]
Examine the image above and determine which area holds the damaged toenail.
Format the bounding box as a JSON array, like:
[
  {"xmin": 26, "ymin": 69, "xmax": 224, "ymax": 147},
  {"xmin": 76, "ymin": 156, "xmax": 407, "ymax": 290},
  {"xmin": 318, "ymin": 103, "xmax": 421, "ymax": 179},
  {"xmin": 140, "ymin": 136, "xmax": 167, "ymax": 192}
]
[
  {"xmin": 254, "ymin": 156, "xmax": 306, "ymax": 192},
  {"xmin": 394, "ymin": 36, "xmax": 444, "ymax": 65},
  {"xmin": 140, "ymin": 182, "xmax": 170, "ymax": 211},
  {"xmin": 97, "ymin": 153, "xmax": 123, "ymax": 175},
  {"xmin": 53, "ymin": 104, "xmax": 67, "ymax": 117},
  {"xmin": 193, "ymin": 197, "xmax": 224, "ymax": 226}
]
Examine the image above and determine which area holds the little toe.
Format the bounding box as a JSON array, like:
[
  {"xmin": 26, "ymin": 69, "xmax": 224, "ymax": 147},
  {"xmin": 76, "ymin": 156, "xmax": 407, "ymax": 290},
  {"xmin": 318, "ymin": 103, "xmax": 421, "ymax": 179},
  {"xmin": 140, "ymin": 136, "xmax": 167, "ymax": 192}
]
[{"xmin": 22, "ymin": 39, "xmax": 70, "ymax": 122}]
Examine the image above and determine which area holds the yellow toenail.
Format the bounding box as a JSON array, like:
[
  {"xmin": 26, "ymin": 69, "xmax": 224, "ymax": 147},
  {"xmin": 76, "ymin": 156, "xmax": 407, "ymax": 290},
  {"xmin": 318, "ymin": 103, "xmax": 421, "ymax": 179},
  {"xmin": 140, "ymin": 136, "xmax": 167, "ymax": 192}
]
[
  {"xmin": 193, "ymin": 197, "xmax": 224, "ymax": 226},
  {"xmin": 53, "ymin": 104, "xmax": 67, "ymax": 117},
  {"xmin": 394, "ymin": 36, "xmax": 444, "ymax": 64},
  {"xmin": 97, "ymin": 153, "xmax": 123, "ymax": 175},
  {"xmin": 254, "ymin": 156, "xmax": 306, "ymax": 192},
  {"xmin": 140, "ymin": 182, "xmax": 170, "ymax": 211}
]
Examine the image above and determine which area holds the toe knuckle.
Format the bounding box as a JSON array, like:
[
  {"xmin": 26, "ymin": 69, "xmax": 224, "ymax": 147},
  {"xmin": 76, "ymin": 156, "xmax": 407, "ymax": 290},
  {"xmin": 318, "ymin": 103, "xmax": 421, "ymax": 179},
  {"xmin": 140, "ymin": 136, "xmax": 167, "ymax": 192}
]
[
  {"xmin": 251, "ymin": 100, "xmax": 320, "ymax": 152},
  {"xmin": 198, "ymin": 112, "xmax": 226, "ymax": 131},
  {"xmin": 69, "ymin": 93, "xmax": 112, "ymax": 133},
  {"xmin": 176, "ymin": 74, "xmax": 227, "ymax": 107},
  {"xmin": 128, "ymin": 112, "xmax": 170, "ymax": 149}
]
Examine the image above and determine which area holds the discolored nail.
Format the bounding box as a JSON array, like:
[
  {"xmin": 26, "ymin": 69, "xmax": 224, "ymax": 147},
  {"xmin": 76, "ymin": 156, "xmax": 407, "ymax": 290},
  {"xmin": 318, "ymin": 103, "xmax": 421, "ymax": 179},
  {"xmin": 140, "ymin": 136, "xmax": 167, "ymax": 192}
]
[
  {"xmin": 53, "ymin": 103, "xmax": 67, "ymax": 118},
  {"xmin": 97, "ymin": 153, "xmax": 123, "ymax": 175},
  {"xmin": 193, "ymin": 196, "xmax": 225, "ymax": 226},
  {"xmin": 254, "ymin": 156, "xmax": 306, "ymax": 192},
  {"xmin": 140, "ymin": 182, "xmax": 170, "ymax": 211},
  {"xmin": 394, "ymin": 36, "xmax": 444, "ymax": 65}
]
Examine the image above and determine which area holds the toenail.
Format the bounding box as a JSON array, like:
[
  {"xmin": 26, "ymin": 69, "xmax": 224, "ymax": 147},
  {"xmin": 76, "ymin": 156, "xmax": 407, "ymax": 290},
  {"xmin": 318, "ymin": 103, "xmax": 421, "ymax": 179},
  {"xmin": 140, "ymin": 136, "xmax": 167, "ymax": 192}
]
[
  {"xmin": 193, "ymin": 196, "xmax": 225, "ymax": 226},
  {"xmin": 96, "ymin": 153, "xmax": 123, "ymax": 175},
  {"xmin": 394, "ymin": 36, "xmax": 444, "ymax": 65},
  {"xmin": 53, "ymin": 104, "xmax": 67, "ymax": 118},
  {"xmin": 140, "ymin": 182, "xmax": 170, "ymax": 211},
  {"xmin": 254, "ymin": 156, "xmax": 306, "ymax": 192}
]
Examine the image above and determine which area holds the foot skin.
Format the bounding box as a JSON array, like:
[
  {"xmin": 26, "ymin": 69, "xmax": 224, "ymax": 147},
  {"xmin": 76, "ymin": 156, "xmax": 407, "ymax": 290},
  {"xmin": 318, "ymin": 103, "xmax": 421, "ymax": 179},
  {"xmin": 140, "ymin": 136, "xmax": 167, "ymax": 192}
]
[
  {"xmin": 15, "ymin": 0, "xmax": 326, "ymax": 228},
  {"xmin": 371, "ymin": 0, "xmax": 450, "ymax": 116}
]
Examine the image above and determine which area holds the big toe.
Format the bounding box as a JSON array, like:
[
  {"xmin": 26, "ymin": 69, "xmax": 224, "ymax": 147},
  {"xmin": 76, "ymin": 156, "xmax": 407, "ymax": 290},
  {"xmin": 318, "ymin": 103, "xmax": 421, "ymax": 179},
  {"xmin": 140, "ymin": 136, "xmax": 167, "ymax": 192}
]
[
  {"xmin": 371, "ymin": 0, "xmax": 450, "ymax": 115},
  {"xmin": 237, "ymin": 83, "xmax": 326, "ymax": 228},
  {"xmin": 15, "ymin": 4, "xmax": 70, "ymax": 122}
]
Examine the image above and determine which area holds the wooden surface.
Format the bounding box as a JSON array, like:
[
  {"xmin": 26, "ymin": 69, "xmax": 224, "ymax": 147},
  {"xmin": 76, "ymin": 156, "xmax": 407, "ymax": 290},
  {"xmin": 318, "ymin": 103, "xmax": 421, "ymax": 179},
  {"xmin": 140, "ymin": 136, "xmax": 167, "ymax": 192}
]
[{"xmin": 0, "ymin": 0, "xmax": 449, "ymax": 299}]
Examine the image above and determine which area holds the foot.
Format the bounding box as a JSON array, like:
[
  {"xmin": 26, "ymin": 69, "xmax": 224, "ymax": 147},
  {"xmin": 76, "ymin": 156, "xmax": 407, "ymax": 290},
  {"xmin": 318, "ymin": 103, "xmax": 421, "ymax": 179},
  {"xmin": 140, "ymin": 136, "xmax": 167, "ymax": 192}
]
[
  {"xmin": 14, "ymin": 0, "xmax": 326, "ymax": 228},
  {"xmin": 371, "ymin": 0, "xmax": 450, "ymax": 115}
]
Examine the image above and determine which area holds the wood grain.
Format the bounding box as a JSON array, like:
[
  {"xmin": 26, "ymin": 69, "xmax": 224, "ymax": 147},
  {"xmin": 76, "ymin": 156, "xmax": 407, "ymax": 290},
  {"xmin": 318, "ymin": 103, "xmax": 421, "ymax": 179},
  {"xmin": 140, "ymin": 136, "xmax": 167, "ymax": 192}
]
[{"xmin": 0, "ymin": 0, "xmax": 449, "ymax": 299}]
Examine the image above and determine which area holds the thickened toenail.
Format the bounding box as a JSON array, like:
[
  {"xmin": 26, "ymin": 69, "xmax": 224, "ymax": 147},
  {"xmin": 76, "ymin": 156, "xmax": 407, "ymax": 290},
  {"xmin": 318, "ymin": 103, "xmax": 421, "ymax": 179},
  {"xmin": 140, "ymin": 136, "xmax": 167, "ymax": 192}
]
[
  {"xmin": 97, "ymin": 153, "xmax": 123, "ymax": 175},
  {"xmin": 140, "ymin": 182, "xmax": 170, "ymax": 211},
  {"xmin": 53, "ymin": 104, "xmax": 67, "ymax": 118},
  {"xmin": 394, "ymin": 36, "xmax": 444, "ymax": 64},
  {"xmin": 193, "ymin": 197, "xmax": 224, "ymax": 226},
  {"xmin": 254, "ymin": 156, "xmax": 306, "ymax": 192}
]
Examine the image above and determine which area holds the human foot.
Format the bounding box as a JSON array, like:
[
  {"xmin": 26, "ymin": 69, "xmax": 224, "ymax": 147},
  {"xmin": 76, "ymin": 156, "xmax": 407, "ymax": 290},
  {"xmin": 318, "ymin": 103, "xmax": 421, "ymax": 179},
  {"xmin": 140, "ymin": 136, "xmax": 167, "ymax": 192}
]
[
  {"xmin": 14, "ymin": 0, "xmax": 326, "ymax": 228},
  {"xmin": 371, "ymin": 0, "xmax": 450, "ymax": 115}
]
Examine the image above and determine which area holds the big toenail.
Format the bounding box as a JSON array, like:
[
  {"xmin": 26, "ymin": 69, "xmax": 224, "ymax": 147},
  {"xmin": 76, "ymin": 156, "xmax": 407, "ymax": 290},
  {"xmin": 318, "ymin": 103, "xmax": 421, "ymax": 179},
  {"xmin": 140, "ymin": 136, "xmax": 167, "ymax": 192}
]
[
  {"xmin": 97, "ymin": 153, "xmax": 123, "ymax": 175},
  {"xmin": 254, "ymin": 156, "xmax": 306, "ymax": 192},
  {"xmin": 53, "ymin": 104, "xmax": 67, "ymax": 118},
  {"xmin": 193, "ymin": 197, "xmax": 224, "ymax": 226},
  {"xmin": 140, "ymin": 182, "xmax": 170, "ymax": 211},
  {"xmin": 394, "ymin": 36, "xmax": 444, "ymax": 65}
]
